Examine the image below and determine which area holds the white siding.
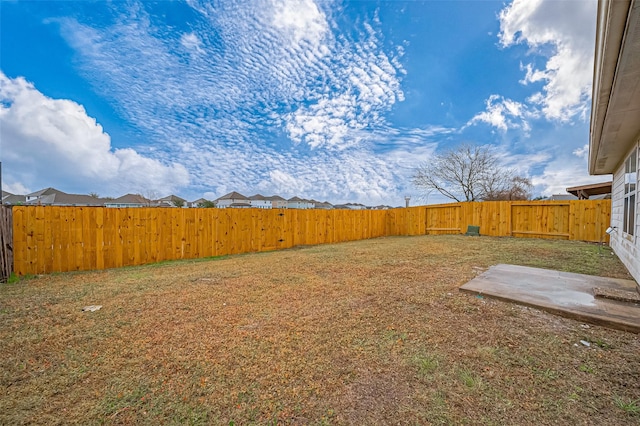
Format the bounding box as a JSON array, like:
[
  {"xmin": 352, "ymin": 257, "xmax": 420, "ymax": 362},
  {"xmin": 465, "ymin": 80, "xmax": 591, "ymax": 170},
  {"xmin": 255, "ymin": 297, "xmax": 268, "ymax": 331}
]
[
  {"xmin": 249, "ymin": 200, "xmax": 272, "ymax": 209},
  {"xmin": 610, "ymin": 138, "xmax": 640, "ymax": 286},
  {"xmin": 287, "ymin": 201, "xmax": 314, "ymax": 209}
]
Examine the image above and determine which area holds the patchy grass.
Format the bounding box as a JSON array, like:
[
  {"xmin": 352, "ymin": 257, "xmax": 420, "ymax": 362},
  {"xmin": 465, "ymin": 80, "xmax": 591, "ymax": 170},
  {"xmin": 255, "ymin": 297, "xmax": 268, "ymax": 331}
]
[
  {"xmin": 413, "ymin": 353, "xmax": 440, "ymax": 377},
  {"xmin": 614, "ymin": 396, "xmax": 640, "ymax": 416},
  {"xmin": 0, "ymin": 235, "xmax": 638, "ymax": 425}
]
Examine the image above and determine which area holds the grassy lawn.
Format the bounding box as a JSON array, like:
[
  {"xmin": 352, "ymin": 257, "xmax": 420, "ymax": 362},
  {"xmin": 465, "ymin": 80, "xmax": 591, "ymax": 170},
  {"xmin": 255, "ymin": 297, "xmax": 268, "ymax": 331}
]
[{"xmin": 1, "ymin": 235, "xmax": 639, "ymax": 425}]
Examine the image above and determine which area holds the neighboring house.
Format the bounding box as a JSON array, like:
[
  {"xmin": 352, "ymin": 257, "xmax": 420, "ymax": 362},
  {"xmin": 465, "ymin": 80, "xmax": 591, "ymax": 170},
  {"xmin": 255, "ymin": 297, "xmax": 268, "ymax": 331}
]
[
  {"xmin": 287, "ymin": 197, "xmax": 315, "ymax": 209},
  {"xmin": 156, "ymin": 195, "xmax": 187, "ymax": 207},
  {"xmin": 589, "ymin": 0, "xmax": 640, "ymax": 286},
  {"xmin": 216, "ymin": 191, "xmax": 250, "ymax": 208},
  {"xmin": 546, "ymin": 194, "xmax": 579, "ymax": 201},
  {"xmin": 248, "ymin": 194, "xmax": 272, "ymax": 209},
  {"xmin": 104, "ymin": 194, "xmax": 150, "ymax": 208},
  {"xmin": 547, "ymin": 191, "xmax": 610, "ymax": 202},
  {"xmin": 24, "ymin": 187, "xmax": 104, "ymax": 206},
  {"xmin": 25, "ymin": 187, "xmax": 60, "ymax": 203},
  {"xmin": 334, "ymin": 203, "xmax": 376, "ymax": 210},
  {"xmin": 188, "ymin": 198, "xmax": 214, "ymax": 208},
  {"xmin": 313, "ymin": 201, "xmax": 333, "ymax": 210},
  {"xmin": 266, "ymin": 195, "xmax": 288, "ymax": 209},
  {"xmin": 2, "ymin": 191, "xmax": 26, "ymax": 205},
  {"xmin": 566, "ymin": 182, "xmax": 612, "ymax": 200},
  {"xmin": 342, "ymin": 203, "xmax": 367, "ymax": 210}
]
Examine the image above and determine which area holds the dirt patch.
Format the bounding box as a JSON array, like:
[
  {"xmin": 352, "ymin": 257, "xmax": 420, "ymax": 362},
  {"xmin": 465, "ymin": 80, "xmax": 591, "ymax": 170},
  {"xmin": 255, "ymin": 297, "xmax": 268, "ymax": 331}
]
[{"xmin": 338, "ymin": 368, "xmax": 413, "ymax": 424}]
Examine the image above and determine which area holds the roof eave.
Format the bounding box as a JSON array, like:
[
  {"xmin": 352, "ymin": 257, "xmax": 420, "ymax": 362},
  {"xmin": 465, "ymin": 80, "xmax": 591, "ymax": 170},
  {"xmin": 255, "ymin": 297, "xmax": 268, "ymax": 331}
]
[{"xmin": 589, "ymin": 0, "xmax": 635, "ymax": 175}]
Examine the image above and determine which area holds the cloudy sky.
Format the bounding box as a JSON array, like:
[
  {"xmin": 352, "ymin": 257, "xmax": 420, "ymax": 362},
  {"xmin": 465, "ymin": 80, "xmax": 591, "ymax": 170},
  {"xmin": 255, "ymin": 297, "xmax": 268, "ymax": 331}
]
[{"xmin": 1, "ymin": 0, "xmax": 604, "ymax": 205}]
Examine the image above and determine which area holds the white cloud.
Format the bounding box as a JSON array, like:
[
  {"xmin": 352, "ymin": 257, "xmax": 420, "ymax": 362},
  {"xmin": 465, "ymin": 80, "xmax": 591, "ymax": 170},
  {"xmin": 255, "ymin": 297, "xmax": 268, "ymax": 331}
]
[
  {"xmin": 180, "ymin": 32, "xmax": 204, "ymax": 54},
  {"xmin": 268, "ymin": 169, "xmax": 304, "ymax": 195},
  {"xmin": 283, "ymin": 21, "xmax": 405, "ymax": 149},
  {"xmin": 270, "ymin": 0, "xmax": 329, "ymax": 47},
  {"xmin": 573, "ymin": 144, "xmax": 589, "ymax": 159},
  {"xmin": 467, "ymin": 95, "xmax": 531, "ymax": 133},
  {"xmin": 2, "ymin": 181, "xmax": 30, "ymax": 196},
  {"xmin": 533, "ymin": 163, "xmax": 610, "ymax": 196},
  {"xmin": 286, "ymin": 94, "xmax": 358, "ymax": 150},
  {"xmin": 0, "ymin": 72, "xmax": 189, "ymax": 195},
  {"xmin": 498, "ymin": 0, "xmax": 596, "ymax": 122}
]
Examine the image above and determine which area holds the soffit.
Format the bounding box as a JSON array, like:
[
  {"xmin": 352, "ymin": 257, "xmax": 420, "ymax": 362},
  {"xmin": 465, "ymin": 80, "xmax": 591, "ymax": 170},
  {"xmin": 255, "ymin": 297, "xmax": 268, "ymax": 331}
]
[{"xmin": 591, "ymin": 1, "xmax": 640, "ymax": 174}]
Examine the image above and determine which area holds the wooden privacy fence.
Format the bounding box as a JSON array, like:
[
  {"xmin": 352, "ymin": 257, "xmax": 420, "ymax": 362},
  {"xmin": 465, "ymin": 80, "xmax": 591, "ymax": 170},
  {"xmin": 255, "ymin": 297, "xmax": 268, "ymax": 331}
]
[
  {"xmin": 422, "ymin": 200, "xmax": 611, "ymax": 242},
  {"xmin": 11, "ymin": 200, "xmax": 611, "ymax": 276}
]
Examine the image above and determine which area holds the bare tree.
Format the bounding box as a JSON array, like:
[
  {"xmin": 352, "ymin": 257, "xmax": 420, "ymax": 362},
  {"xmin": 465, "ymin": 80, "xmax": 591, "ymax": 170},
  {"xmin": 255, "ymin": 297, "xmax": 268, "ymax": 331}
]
[
  {"xmin": 412, "ymin": 144, "xmax": 531, "ymax": 202},
  {"xmin": 482, "ymin": 175, "xmax": 533, "ymax": 201},
  {"xmin": 141, "ymin": 190, "xmax": 159, "ymax": 207}
]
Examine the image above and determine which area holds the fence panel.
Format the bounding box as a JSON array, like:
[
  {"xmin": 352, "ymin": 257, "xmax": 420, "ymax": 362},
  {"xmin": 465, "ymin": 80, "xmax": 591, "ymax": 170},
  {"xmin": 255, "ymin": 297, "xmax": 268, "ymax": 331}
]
[
  {"xmin": 569, "ymin": 200, "xmax": 611, "ymax": 242},
  {"xmin": 462, "ymin": 201, "xmax": 512, "ymax": 236},
  {"xmin": 510, "ymin": 203, "xmax": 571, "ymax": 239},
  {"xmin": 425, "ymin": 204, "xmax": 462, "ymax": 234}
]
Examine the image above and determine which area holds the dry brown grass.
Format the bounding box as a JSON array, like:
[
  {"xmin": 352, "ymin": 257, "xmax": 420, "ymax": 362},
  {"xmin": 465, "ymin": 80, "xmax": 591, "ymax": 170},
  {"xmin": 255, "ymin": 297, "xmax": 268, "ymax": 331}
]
[{"xmin": 1, "ymin": 235, "xmax": 638, "ymax": 425}]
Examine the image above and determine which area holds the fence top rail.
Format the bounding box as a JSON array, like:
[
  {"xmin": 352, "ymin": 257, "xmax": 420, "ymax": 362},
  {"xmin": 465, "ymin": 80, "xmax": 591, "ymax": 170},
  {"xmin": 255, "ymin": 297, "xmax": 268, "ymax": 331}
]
[
  {"xmin": 510, "ymin": 202, "xmax": 571, "ymax": 206},
  {"xmin": 424, "ymin": 204, "xmax": 462, "ymax": 209},
  {"xmin": 423, "ymin": 200, "xmax": 585, "ymax": 208}
]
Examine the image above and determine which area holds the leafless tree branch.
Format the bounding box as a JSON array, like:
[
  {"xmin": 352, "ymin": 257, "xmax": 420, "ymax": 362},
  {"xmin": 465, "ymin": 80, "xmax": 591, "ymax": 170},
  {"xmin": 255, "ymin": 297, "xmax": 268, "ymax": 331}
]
[{"xmin": 412, "ymin": 144, "xmax": 532, "ymax": 202}]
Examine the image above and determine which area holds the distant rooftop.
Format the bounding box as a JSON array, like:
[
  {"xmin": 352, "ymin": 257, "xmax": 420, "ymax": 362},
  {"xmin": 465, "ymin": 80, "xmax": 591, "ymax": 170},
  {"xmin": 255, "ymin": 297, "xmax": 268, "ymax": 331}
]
[{"xmin": 217, "ymin": 191, "xmax": 248, "ymax": 200}]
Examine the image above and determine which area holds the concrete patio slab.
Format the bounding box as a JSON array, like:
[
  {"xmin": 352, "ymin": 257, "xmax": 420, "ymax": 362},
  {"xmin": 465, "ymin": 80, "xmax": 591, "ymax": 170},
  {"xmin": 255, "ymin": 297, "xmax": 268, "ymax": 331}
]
[{"xmin": 460, "ymin": 264, "xmax": 640, "ymax": 333}]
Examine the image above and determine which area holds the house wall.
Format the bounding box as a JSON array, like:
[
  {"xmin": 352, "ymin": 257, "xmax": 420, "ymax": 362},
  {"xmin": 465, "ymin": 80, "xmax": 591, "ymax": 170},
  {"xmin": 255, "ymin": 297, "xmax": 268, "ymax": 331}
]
[
  {"xmin": 250, "ymin": 200, "xmax": 272, "ymax": 209},
  {"xmin": 218, "ymin": 198, "xmax": 248, "ymax": 208},
  {"xmin": 610, "ymin": 137, "xmax": 640, "ymax": 286},
  {"xmin": 288, "ymin": 201, "xmax": 312, "ymax": 209}
]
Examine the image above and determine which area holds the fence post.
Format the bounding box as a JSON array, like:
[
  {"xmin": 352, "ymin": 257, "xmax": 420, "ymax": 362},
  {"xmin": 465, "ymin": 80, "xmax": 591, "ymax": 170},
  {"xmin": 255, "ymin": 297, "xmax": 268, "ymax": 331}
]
[{"xmin": 0, "ymin": 206, "xmax": 13, "ymax": 282}]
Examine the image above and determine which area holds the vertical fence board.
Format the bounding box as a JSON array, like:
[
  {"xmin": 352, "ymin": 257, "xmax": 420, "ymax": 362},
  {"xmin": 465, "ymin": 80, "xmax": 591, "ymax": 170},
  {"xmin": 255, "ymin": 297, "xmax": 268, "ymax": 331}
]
[
  {"xmin": 12, "ymin": 207, "xmax": 22, "ymax": 276},
  {"xmin": 194, "ymin": 208, "xmax": 204, "ymax": 258},
  {"xmin": 146, "ymin": 208, "xmax": 157, "ymax": 264},
  {"xmin": 82, "ymin": 207, "xmax": 96, "ymax": 271},
  {"xmin": 24, "ymin": 207, "xmax": 36, "ymax": 273},
  {"xmin": 32, "ymin": 206, "xmax": 45, "ymax": 273},
  {"xmin": 216, "ymin": 209, "xmax": 229, "ymax": 255},
  {"xmin": 95, "ymin": 208, "xmax": 104, "ymax": 270},
  {"xmin": 184, "ymin": 208, "xmax": 195, "ymax": 259},
  {"xmin": 0, "ymin": 206, "xmax": 13, "ymax": 282}
]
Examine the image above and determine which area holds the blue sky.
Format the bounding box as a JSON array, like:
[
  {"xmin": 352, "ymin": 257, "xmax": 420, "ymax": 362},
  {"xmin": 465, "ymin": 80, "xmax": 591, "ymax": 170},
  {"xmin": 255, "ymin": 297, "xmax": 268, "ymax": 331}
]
[{"xmin": 1, "ymin": 0, "xmax": 603, "ymax": 205}]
